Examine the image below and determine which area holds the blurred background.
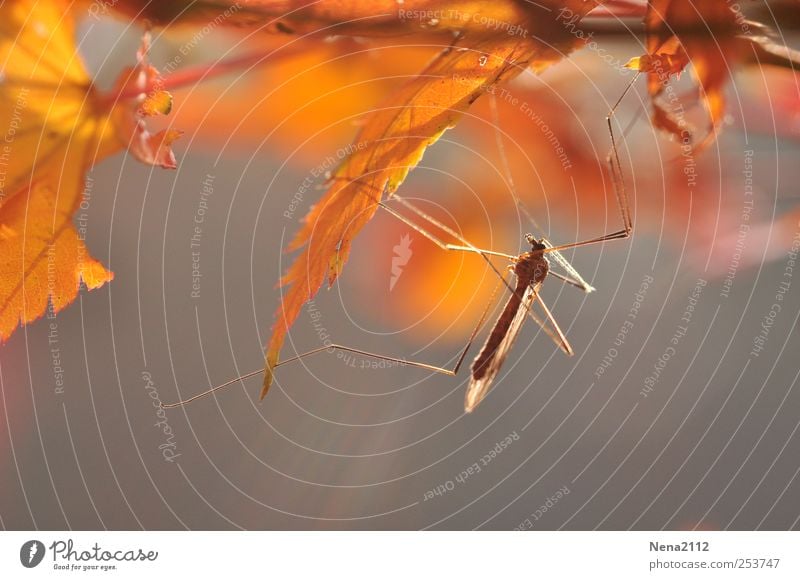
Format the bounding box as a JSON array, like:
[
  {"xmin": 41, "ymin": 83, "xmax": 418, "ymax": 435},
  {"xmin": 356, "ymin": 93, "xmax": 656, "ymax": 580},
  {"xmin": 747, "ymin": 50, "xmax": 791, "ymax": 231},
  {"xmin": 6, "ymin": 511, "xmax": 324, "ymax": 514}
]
[{"xmin": 1, "ymin": 1, "xmax": 799, "ymax": 530}]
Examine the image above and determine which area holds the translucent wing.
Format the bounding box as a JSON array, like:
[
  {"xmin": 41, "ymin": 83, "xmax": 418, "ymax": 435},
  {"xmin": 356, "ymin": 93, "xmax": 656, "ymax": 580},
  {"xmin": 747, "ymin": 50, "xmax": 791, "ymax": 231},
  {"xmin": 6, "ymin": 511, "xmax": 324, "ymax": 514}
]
[
  {"xmin": 541, "ymin": 238, "xmax": 595, "ymax": 293},
  {"xmin": 465, "ymin": 282, "xmax": 538, "ymax": 412}
]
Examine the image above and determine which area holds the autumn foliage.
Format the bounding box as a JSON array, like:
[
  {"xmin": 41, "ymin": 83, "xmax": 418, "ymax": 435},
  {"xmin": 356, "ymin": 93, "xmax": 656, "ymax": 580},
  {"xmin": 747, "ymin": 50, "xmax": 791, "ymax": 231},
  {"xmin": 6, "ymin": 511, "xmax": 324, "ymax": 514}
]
[
  {"xmin": 626, "ymin": 0, "xmax": 800, "ymax": 151},
  {"xmin": 0, "ymin": 0, "xmax": 180, "ymax": 339},
  {"xmin": 0, "ymin": 0, "xmax": 797, "ymax": 403}
]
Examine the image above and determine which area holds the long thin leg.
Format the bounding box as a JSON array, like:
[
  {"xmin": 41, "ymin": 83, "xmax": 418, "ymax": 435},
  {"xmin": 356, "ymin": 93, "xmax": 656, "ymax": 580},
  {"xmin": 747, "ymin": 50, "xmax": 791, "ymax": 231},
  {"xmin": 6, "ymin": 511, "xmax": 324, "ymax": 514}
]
[
  {"xmin": 542, "ymin": 229, "xmax": 630, "ymax": 253},
  {"xmin": 393, "ymin": 195, "xmax": 503, "ymax": 256},
  {"xmin": 506, "ymin": 284, "xmax": 574, "ymax": 355},
  {"xmin": 522, "ymin": 300, "xmax": 567, "ymax": 353},
  {"xmin": 160, "ymin": 344, "xmax": 458, "ymax": 409},
  {"xmin": 607, "ymin": 73, "xmax": 638, "ymax": 233},
  {"xmin": 378, "ymin": 195, "xmax": 520, "ymax": 300},
  {"xmin": 160, "ymin": 344, "xmax": 461, "ymax": 409},
  {"xmin": 532, "ymin": 293, "xmax": 573, "ymax": 355},
  {"xmin": 161, "ymin": 274, "xmax": 508, "ymax": 410},
  {"xmin": 542, "ymin": 74, "xmax": 638, "ymax": 255},
  {"xmin": 378, "ymin": 201, "xmax": 515, "ymax": 260},
  {"xmin": 548, "ymin": 270, "xmax": 592, "ymax": 291},
  {"xmin": 278, "ymin": 345, "xmax": 454, "ymax": 374}
]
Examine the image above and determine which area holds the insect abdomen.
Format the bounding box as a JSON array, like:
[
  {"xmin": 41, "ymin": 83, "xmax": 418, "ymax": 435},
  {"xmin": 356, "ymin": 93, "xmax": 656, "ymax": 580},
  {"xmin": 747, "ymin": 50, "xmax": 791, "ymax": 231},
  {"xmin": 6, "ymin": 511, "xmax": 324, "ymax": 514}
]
[{"xmin": 471, "ymin": 278, "xmax": 527, "ymax": 380}]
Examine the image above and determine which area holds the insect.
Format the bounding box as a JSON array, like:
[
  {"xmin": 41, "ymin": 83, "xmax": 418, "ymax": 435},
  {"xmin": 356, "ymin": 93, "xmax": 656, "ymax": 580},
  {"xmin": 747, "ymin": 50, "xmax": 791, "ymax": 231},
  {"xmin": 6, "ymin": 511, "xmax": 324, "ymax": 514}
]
[
  {"xmin": 163, "ymin": 78, "xmax": 637, "ymax": 413},
  {"xmin": 468, "ymin": 235, "xmax": 580, "ymax": 412}
]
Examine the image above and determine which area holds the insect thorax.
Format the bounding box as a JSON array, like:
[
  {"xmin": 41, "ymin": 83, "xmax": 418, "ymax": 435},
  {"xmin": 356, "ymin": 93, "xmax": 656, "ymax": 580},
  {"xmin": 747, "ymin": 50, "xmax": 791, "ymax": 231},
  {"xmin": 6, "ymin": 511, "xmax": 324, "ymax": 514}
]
[{"xmin": 514, "ymin": 251, "xmax": 549, "ymax": 283}]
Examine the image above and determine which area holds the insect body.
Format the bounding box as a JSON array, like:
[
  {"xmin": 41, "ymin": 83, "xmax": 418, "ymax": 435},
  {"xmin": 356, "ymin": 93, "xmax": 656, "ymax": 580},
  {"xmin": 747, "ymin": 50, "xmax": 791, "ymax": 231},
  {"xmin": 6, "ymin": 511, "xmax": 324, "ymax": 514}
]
[{"xmin": 467, "ymin": 236, "xmax": 550, "ymax": 411}]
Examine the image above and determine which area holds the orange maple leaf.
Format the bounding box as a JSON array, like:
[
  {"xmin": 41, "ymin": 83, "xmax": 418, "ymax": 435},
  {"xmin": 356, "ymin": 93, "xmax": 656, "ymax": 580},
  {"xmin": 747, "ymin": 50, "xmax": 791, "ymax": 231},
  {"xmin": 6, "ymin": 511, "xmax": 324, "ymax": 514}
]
[
  {"xmin": 0, "ymin": 0, "xmax": 180, "ymax": 340},
  {"xmin": 630, "ymin": 0, "xmax": 800, "ymax": 151},
  {"xmin": 261, "ymin": 2, "xmax": 596, "ymax": 398}
]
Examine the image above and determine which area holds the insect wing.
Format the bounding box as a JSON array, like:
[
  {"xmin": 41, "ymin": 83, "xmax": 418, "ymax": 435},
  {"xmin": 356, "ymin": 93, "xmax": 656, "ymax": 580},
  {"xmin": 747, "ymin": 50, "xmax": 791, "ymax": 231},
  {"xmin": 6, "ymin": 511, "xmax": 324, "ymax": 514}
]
[
  {"xmin": 541, "ymin": 238, "xmax": 595, "ymax": 293},
  {"xmin": 465, "ymin": 283, "xmax": 538, "ymax": 412}
]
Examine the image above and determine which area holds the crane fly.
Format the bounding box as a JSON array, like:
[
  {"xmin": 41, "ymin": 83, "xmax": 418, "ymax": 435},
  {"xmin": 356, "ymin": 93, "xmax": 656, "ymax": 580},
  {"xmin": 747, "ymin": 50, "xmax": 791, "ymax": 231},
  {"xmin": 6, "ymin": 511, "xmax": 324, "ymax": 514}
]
[
  {"xmin": 468, "ymin": 235, "xmax": 561, "ymax": 412},
  {"xmin": 163, "ymin": 76, "xmax": 638, "ymax": 413}
]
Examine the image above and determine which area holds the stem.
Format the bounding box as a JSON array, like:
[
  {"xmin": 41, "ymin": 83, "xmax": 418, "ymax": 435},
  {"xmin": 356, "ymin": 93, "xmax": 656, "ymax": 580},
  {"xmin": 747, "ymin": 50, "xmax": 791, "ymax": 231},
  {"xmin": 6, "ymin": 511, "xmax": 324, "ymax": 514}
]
[{"xmin": 159, "ymin": 49, "xmax": 274, "ymax": 92}]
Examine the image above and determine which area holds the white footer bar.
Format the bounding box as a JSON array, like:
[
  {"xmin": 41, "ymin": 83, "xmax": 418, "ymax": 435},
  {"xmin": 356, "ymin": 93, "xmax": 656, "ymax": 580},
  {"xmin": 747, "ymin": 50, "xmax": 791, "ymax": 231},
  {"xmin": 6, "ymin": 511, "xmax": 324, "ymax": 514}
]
[{"xmin": 1, "ymin": 531, "xmax": 797, "ymax": 578}]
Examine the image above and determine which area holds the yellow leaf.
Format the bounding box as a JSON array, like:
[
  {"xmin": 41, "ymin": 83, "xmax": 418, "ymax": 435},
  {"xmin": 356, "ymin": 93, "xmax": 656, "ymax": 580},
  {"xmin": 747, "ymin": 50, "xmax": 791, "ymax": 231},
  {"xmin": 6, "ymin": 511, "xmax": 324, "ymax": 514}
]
[
  {"xmin": 0, "ymin": 0, "xmax": 115, "ymax": 207},
  {"xmin": 0, "ymin": 0, "xmax": 179, "ymax": 340},
  {"xmin": 0, "ymin": 159, "xmax": 113, "ymax": 339}
]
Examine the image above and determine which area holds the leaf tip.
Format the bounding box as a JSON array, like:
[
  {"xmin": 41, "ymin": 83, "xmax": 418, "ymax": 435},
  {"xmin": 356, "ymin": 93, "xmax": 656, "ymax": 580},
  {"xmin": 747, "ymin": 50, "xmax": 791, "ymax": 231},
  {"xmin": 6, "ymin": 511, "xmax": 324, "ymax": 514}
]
[
  {"xmin": 624, "ymin": 56, "xmax": 642, "ymax": 71},
  {"xmin": 260, "ymin": 345, "xmax": 280, "ymax": 400},
  {"xmin": 80, "ymin": 262, "xmax": 114, "ymax": 290}
]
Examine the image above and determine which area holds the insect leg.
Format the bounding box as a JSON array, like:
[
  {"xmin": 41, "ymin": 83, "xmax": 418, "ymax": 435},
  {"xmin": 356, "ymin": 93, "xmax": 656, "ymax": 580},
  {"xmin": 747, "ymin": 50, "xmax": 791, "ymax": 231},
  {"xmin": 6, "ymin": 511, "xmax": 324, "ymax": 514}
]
[
  {"xmin": 377, "ymin": 197, "xmax": 519, "ymax": 300},
  {"xmin": 159, "ymin": 346, "xmax": 459, "ymax": 410},
  {"xmin": 530, "ymin": 292, "xmax": 574, "ymax": 355},
  {"xmin": 548, "ymin": 270, "xmax": 594, "ymax": 291},
  {"xmin": 543, "ymin": 73, "xmax": 639, "ymax": 255},
  {"xmin": 379, "ymin": 198, "xmax": 516, "ymax": 260},
  {"xmin": 161, "ymin": 275, "xmax": 508, "ymax": 409}
]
